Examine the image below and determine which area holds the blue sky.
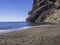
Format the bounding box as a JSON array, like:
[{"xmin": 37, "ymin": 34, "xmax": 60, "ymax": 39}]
[{"xmin": 0, "ymin": 0, "xmax": 33, "ymax": 22}]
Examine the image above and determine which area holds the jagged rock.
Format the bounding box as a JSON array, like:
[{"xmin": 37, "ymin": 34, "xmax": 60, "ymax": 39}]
[{"xmin": 26, "ymin": 0, "xmax": 60, "ymax": 23}]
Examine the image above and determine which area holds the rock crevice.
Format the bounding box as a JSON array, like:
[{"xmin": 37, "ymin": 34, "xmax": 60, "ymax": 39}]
[{"xmin": 26, "ymin": 0, "xmax": 60, "ymax": 23}]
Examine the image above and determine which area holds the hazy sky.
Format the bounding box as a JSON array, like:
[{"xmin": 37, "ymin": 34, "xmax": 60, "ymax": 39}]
[{"xmin": 0, "ymin": 0, "xmax": 33, "ymax": 22}]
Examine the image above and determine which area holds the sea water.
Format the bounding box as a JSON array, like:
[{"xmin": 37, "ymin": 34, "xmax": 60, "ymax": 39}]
[{"xmin": 0, "ymin": 22, "xmax": 37, "ymax": 33}]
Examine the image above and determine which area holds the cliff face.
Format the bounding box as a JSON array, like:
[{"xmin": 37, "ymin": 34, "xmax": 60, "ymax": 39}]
[{"xmin": 26, "ymin": 0, "xmax": 60, "ymax": 23}]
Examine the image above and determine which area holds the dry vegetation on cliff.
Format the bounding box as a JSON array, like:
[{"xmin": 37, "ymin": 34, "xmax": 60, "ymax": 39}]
[{"xmin": 26, "ymin": 0, "xmax": 60, "ymax": 24}]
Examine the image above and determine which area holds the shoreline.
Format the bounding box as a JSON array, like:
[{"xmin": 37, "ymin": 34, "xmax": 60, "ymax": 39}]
[
  {"xmin": 0, "ymin": 25, "xmax": 51, "ymax": 34},
  {"xmin": 0, "ymin": 24, "xmax": 59, "ymax": 35},
  {"xmin": 0, "ymin": 25, "xmax": 60, "ymax": 45}
]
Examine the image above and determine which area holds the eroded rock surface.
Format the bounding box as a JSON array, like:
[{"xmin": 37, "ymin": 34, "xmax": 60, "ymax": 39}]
[{"xmin": 26, "ymin": 0, "xmax": 60, "ymax": 23}]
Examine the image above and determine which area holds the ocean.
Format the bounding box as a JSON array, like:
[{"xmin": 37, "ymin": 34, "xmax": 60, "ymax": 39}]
[{"xmin": 0, "ymin": 22, "xmax": 38, "ymax": 33}]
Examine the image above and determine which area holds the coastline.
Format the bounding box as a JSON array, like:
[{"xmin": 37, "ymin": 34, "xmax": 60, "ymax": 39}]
[
  {"xmin": 0, "ymin": 25, "xmax": 51, "ymax": 34},
  {"xmin": 0, "ymin": 25, "xmax": 60, "ymax": 45}
]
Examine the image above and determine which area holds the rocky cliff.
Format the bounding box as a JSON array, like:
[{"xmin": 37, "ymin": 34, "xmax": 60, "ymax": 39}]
[{"xmin": 26, "ymin": 0, "xmax": 60, "ymax": 24}]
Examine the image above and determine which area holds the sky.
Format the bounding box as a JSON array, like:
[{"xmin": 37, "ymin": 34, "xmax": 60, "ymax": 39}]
[{"xmin": 0, "ymin": 0, "xmax": 33, "ymax": 22}]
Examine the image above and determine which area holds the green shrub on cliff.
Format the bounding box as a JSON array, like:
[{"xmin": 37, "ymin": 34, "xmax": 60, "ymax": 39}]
[{"xmin": 50, "ymin": 17, "xmax": 58, "ymax": 21}]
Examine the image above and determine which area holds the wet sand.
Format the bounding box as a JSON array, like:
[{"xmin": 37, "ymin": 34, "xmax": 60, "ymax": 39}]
[{"xmin": 0, "ymin": 25, "xmax": 60, "ymax": 45}]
